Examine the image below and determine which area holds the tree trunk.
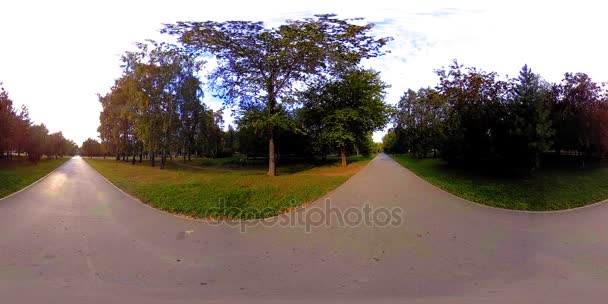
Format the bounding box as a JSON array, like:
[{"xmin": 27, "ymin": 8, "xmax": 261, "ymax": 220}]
[
  {"xmin": 268, "ymin": 134, "xmax": 277, "ymax": 176},
  {"xmin": 115, "ymin": 149, "xmax": 120, "ymax": 161},
  {"xmin": 131, "ymin": 150, "xmax": 136, "ymax": 165},
  {"xmin": 160, "ymin": 150, "xmax": 166, "ymax": 169},
  {"xmin": 341, "ymin": 148, "xmax": 347, "ymax": 167},
  {"xmin": 139, "ymin": 151, "xmax": 143, "ymax": 163},
  {"xmin": 151, "ymin": 153, "xmax": 155, "ymax": 167},
  {"xmin": 267, "ymin": 84, "xmax": 278, "ymax": 176}
]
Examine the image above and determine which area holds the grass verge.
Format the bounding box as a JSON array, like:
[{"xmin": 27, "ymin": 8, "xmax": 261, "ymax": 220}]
[
  {"xmin": 391, "ymin": 154, "xmax": 608, "ymax": 211},
  {"xmin": 0, "ymin": 157, "xmax": 69, "ymax": 198},
  {"xmin": 85, "ymin": 156, "xmax": 371, "ymax": 219}
]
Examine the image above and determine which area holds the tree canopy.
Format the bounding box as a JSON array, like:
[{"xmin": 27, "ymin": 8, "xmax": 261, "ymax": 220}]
[
  {"xmin": 0, "ymin": 82, "xmax": 77, "ymax": 162},
  {"xmin": 301, "ymin": 69, "xmax": 390, "ymax": 166},
  {"xmin": 162, "ymin": 14, "xmax": 391, "ymax": 175},
  {"xmin": 97, "ymin": 41, "xmax": 227, "ymax": 167},
  {"xmin": 387, "ymin": 61, "xmax": 608, "ymax": 172}
]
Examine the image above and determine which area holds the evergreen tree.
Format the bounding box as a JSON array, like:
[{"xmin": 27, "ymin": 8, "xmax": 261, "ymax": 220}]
[{"xmin": 501, "ymin": 65, "xmax": 554, "ymax": 169}]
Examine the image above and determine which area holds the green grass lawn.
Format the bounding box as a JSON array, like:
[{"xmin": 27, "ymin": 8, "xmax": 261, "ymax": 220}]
[
  {"xmin": 391, "ymin": 154, "xmax": 608, "ymax": 211},
  {"xmin": 180, "ymin": 154, "xmax": 370, "ymax": 174},
  {"xmin": 85, "ymin": 156, "xmax": 371, "ymax": 219},
  {"xmin": 186, "ymin": 156, "xmax": 246, "ymax": 167},
  {"xmin": 0, "ymin": 157, "xmax": 69, "ymax": 198}
]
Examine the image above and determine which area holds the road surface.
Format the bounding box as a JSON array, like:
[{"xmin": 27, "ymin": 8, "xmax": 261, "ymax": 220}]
[{"xmin": 1, "ymin": 154, "xmax": 608, "ymax": 303}]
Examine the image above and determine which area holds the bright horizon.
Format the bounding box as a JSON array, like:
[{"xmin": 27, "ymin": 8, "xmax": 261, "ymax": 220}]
[{"xmin": 1, "ymin": 0, "xmax": 607, "ymax": 145}]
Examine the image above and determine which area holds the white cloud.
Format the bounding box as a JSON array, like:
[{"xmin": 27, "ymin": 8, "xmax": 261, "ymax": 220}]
[{"xmin": 0, "ymin": 0, "xmax": 606, "ymax": 144}]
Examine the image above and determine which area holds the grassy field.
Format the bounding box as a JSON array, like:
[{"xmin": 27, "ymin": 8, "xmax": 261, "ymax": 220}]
[
  {"xmin": 391, "ymin": 154, "xmax": 608, "ymax": 211},
  {"xmin": 177, "ymin": 154, "xmax": 372, "ymax": 174},
  {"xmin": 85, "ymin": 156, "xmax": 371, "ymax": 219},
  {"xmin": 0, "ymin": 157, "xmax": 69, "ymax": 198}
]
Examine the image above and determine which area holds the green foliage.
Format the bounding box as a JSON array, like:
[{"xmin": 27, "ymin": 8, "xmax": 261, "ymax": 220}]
[
  {"xmin": 81, "ymin": 138, "xmax": 102, "ymax": 158},
  {"xmin": 163, "ymin": 14, "xmax": 391, "ymax": 175},
  {"xmin": 97, "ymin": 75, "xmax": 138, "ymax": 160},
  {"xmin": 371, "ymin": 141, "xmax": 384, "ymax": 154},
  {"xmin": 354, "ymin": 133, "xmax": 380, "ymax": 156},
  {"xmin": 96, "ymin": 16, "xmax": 393, "ymax": 174},
  {"xmin": 435, "ymin": 61, "xmax": 507, "ymax": 162},
  {"xmin": 24, "ymin": 124, "xmax": 48, "ymax": 162},
  {"xmin": 382, "ymin": 129, "xmax": 398, "ymax": 153},
  {"xmin": 46, "ymin": 132, "xmax": 74, "ymax": 159},
  {"xmin": 0, "ymin": 83, "xmax": 78, "ymax": 162},
  {"xmin": 236, "ymin": 103, "xmax": 311, "ymax": 157},
  {"xmin": 98, "ymin": 42, "xmax": 228, "ymax": 166},
  {"xmin": 301, "ymin": 69, "xmax": 390, "ymax": 164},
  {"xmin": 551, "ymin": 72, "xmax": 605, "ymax": 157},
  {"xmin": 0, "ymin": 84, "xmax": 15, "ymax": 157},
  {"xmin": 391, "ymin": 61, "xmax": 608, "ymax": 171},
  {"xmin": 393, "ymin": 88, "xmax": 446, "ymax": 158},
  {"xmin": 499, "ymin": 65, "xmax": 554, "ymax": 169},
  {"xmin": 123, "ymin": 42, "xmax": 205, "ymax": 168},
  {"xmin": 12, "ymin": 105, "xmax": 30, "ymax": 156}
]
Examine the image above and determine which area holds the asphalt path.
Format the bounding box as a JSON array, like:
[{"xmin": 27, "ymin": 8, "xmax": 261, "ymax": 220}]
[{"xmin": 1, "ymin": 154, "xmax": 607, "ymax": 303}]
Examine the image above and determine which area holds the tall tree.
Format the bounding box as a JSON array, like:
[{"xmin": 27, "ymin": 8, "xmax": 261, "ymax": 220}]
[
  {"xmin": 382, "ymin": 129, "xmax": 399, "ymax": 153},
  {"xmin": 501, "ymin": 65, "xmax": 554, "ymax": 169},
  {"xmin": 177, "ymin": 74, "xmax": 204, "ymax": 162},
  {"xmin": 81, "ymin": 138, "xmax": 102, "ymax": 158},
  {"xmin": 0, "ymin": 83, "xmax": 16, "ymax": 159},
  {"xmin": 163, "ymin": 14, "xmax": 391, "ymax": 175},
  {"xmin": 551, "ymin": 72, "xmax": 603, "ymax": 158},
  {"xmin": 435, "ymin": 61, "xmax": 507, "ymax": 163},
  {"xmin": 46, "ymin": 132, "xmax": 67, "ymax": 159},
  {"xmin": 393, "ymin": 88, "xmax": 446, "ymax": 158},
  {"xmin": 223, "ymin": 124, "xmax": 236, "ymax": 155},
  {"xmin": 25, "ymin": 124, "xmax": 48, "ymax": 162},
  {"xmin": 301, "ymin": 69, "xmax": 389, "ymax": 166},
  {"xmin": 13, "ymin": 105, "xmax": 31, "ymax": 160},
  {"xmin": 123, "ymin": 42, "xmax": 204, "ymax": 168},
  {"xmin": 98, "ymin": 76, "xmax": 137, "ymax": 161}
]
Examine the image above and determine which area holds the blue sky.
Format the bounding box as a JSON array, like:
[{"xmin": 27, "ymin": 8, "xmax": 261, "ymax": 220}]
[{"xmin": 1, "ymin": 0, "xmax": 606, "ymax": 144}]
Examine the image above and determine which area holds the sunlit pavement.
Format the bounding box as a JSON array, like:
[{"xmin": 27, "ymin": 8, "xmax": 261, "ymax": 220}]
[{"xmin": 1, "ymin": 154, "xmax": 607, "ymax": 303}]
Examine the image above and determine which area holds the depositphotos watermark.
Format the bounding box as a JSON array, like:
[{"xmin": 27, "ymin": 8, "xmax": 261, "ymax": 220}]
[{"xmin": 207, "ymin": 198, "xmax": 405, "ymax": 233}]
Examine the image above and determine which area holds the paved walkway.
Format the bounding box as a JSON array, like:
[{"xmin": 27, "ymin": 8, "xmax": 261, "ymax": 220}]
[{"xmin": 1, "ymin": 154, "xmax": 607, "ymax": 303}]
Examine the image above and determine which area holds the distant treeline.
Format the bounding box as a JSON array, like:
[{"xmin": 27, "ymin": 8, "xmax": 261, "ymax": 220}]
[
  {"xmin": 90, "ymin": 65, "xmax": 387, "ymax": 166},
  {"xmin": 384, "ymin": 61, "xmax": 608, "ymax": 170},
  {"xmin": 0, "ymin": 83, "xmax": 78, "ymax": 162}
]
